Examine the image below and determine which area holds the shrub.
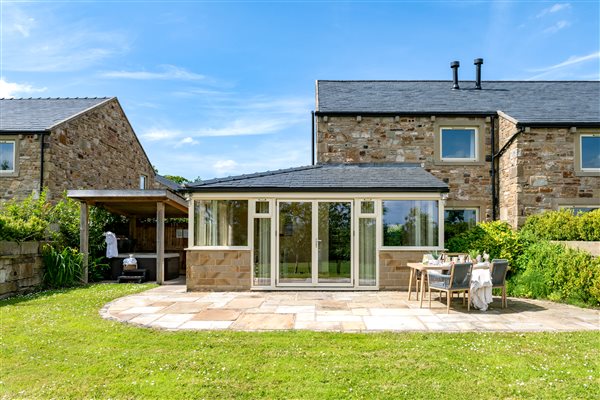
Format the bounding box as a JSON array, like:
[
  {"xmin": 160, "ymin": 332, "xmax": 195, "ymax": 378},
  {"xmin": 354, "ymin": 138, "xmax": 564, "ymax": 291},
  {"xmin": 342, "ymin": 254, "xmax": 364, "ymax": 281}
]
[
  {"xmin": 519, "ymin": 208, "xmax": 600, "ymax": 241},
  {"xmin": 509, "ymin": 241, "xmax": 600, "ymax": 307},
  {"xmin": 42, "ymin": 245, "xmax": 83, "ymax": 288},
  {"xmin": 578, "ymin": 209, "xmax": 600, "ymax": 241},
  {"xmin": 0, "ymin": 214, "xmax": 47, "ymax": 242},
  {"xmin": 445, "ymin": 221, "xmax": 524, "ymax": 267}
]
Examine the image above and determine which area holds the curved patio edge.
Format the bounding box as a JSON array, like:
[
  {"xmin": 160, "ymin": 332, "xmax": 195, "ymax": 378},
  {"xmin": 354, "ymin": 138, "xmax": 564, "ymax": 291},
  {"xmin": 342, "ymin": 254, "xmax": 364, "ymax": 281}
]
[{"xmin": 100, "ymin": 284, "xmax": 600, "ymax": 333}]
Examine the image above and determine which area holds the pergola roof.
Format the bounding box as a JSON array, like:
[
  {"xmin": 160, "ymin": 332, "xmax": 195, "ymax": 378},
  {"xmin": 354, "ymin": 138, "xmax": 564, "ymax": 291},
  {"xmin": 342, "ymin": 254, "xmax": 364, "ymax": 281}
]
[{"xmin": 67, "ymin": 189, "xmax": 188, "ymax": 218}]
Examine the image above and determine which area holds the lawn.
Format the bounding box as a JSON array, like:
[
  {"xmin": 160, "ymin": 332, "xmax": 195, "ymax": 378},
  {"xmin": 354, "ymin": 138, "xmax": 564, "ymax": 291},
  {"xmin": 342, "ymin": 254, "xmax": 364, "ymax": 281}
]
[{"xmin": 1, "ymin": 285, "xmax": 598, "ymax": 399}]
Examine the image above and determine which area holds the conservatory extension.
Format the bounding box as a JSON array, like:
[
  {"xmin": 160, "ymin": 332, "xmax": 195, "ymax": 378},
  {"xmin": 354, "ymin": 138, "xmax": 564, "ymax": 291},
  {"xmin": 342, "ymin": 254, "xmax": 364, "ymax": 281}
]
[{"xmin": 183, "ymin": 163, "xmax": 449, "ymax": 291}]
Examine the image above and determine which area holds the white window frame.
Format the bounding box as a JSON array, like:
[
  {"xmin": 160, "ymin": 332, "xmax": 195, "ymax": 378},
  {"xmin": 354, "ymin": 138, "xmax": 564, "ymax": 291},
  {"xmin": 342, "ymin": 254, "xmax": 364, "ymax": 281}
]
[
  {"xmin": 189, "ymin": 199, "xmax": 251, "ymax": 250},
  {"xmin": 0, "ymin": 139, "xmax": 16, "ymax": 174},
  {"xmin": 139, "ymin": 175, "xmax": 147, "ymax": 189},
  {"xmin": 249, "ymin": 199, "xmax": 275, "ymax": 288},
  {"xmin": 580, "ymin": 134, "xmax": 600, "ymax": 172},
  {"xmin": 379, "ymin": 198, "xmax": 444, "ymax": 251},
  {"xmin": 440, "ymin": 127, "xmax": 478, "ymax": 162}
]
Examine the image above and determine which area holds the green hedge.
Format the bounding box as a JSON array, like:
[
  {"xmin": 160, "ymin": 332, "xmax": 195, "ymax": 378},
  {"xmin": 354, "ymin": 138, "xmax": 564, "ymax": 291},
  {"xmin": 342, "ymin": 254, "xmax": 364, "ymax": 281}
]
[
  {"xmin": 445, "ymin": 221, "xmax": 524, "ymax": 267},
  {"xmin": 520, "ymin": 209, "xmax": 600, "ymax": 241},
  {"xmin": 508, "ymin": 241, "xmax": 600, "ymax": 307}
]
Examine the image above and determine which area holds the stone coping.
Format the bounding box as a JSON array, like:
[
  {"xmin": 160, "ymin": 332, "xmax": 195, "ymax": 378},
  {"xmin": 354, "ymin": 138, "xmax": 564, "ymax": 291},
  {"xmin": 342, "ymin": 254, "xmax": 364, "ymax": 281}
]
[{"xmin": 100, "ymin": 286, "xmax": 600, "ymax": 333}]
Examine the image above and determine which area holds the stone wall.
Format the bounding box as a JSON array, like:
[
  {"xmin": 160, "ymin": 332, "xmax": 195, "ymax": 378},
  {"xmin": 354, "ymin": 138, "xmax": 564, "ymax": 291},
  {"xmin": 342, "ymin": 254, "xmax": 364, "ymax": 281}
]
[
  {"xmin": 1, "ymin": 98, "xmax": 163, "ymax": 203},
  {"xmin": 0, "ymin": 134, "xmax": 44, "ymax": 201},
  {"xmin": 379, "ymin": 250, "xmax": 428, "ymax": 290},
  {"xmin": 317, "ymin": 115, "xmax": 494, "ymax": 220},
  {"xmin": 44, "ymin": 99, "xmax": 161, "ymax": 200},
  {"xmin": 497, "ymin": 116, "xmax": 520, "ymax": 227},
  {"xmin": 498, "ymin": 115, "xmax": 600, "ymax": 228},
  {"xmin": 0, "ymin": 241, "xmax": 43, "ymax": 298},
  {"xmin": 187, "ymin": 250, "xmax": 251, "ymax": 291}
]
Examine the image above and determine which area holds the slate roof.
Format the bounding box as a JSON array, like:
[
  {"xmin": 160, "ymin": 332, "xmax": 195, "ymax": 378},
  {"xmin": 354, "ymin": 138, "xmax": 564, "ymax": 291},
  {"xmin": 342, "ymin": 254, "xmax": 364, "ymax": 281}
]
[
  {"xmin": 184, "ymin": 163, "xmax": 449, "ymax": 193},
  {"xmin": 0, "ymin": 97, "xmax": 113, "ymax": 132},
  {"xmin": 316, "ymin": 80, "xmax": 600, "ymax": 125}
]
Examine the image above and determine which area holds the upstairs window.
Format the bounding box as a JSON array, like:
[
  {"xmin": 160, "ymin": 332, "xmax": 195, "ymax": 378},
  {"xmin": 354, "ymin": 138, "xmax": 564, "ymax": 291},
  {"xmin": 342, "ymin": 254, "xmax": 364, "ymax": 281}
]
[
  {"xmin": 139, "ymin": 175, "xmax": 147, "ymax": 189},
  {"xmin": 0, "ymin": 140, "xmax": 15, "ymax": 173},
  {"xmin": 580, "ymin": 134, "xmax": 600, "ymax": 171},
  {"xmin": 440, "ymin": 127, "xmax": 477, "ymax": 161}
]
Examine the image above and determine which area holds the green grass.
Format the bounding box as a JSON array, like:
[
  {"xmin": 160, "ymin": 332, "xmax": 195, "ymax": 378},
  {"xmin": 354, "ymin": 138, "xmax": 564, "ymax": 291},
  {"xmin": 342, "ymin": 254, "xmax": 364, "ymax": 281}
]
[{"xmin": 1, "ymin": 285, "xmax": 599, "ymax": 399}]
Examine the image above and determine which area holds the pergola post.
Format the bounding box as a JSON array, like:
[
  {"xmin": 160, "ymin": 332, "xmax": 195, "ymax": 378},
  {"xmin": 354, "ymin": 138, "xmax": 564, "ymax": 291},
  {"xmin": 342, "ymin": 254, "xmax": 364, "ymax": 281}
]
[
  {"xmin": 79, "ymin": 202, "xmax": 89, "ymax": 284},
  {"xmin": 156, "ymin": 201, "xmax": 165, "ymax": 284}
]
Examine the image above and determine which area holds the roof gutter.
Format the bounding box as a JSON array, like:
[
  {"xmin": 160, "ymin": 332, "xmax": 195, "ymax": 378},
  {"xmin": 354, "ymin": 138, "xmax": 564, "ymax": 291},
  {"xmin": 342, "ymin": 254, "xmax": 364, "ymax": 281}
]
[{"xmin": 314, "ymin": 111, "xmax": 497, "ymax": 117}]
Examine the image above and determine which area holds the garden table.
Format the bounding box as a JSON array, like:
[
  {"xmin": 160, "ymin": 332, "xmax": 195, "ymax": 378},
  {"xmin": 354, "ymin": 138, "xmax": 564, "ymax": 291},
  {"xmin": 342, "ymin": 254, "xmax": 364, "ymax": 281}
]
[{"xmin": 408, "ymin": 262, "xmax": 495, "ymax": 310}]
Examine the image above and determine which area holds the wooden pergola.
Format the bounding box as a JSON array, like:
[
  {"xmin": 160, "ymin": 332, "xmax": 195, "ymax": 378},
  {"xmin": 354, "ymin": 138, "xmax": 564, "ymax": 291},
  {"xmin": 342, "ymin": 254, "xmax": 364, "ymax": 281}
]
[{"xmin": 67, "ymin": 190, "xmax": 188, "ymax": 284}]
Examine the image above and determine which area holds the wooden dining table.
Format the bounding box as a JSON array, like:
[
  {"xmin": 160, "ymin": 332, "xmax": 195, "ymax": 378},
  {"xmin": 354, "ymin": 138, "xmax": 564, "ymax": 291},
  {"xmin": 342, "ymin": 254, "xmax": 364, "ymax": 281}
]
[{"xmin": 406, "ymin": 262, "xmax": 450, "ymax": 308}]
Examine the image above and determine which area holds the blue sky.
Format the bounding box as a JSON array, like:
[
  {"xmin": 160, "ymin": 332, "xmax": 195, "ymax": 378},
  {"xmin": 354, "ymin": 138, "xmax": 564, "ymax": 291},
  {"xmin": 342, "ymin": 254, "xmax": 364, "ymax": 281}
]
[{"xmin": 1, "ymin": 1, "xmax": 598, "ymax": 181}]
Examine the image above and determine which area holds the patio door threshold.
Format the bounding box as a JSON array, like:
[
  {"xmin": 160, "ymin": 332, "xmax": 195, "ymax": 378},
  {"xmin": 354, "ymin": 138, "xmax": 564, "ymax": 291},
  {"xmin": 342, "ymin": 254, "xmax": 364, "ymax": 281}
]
[{"xmin": 251, "ymin": 286, "xmax": 379, "ymax": 291}]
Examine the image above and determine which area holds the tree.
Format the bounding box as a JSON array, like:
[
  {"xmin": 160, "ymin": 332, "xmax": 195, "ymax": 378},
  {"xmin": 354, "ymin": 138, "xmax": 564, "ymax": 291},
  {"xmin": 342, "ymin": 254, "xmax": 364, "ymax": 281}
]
[{"xmin": 163, "ymin": 175, "xmax": 189, "ymax": 184}]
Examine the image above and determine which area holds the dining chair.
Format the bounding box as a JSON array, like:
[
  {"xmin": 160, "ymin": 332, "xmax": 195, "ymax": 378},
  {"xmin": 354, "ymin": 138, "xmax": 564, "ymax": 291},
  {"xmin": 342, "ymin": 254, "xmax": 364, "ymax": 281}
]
[
  {"xmin": 490, "ymin": 259, "xmax": 509, "ymax": 308},
  {"xmin": 428, "ymin": 262, "xmax": 473, "ymax": 313}
]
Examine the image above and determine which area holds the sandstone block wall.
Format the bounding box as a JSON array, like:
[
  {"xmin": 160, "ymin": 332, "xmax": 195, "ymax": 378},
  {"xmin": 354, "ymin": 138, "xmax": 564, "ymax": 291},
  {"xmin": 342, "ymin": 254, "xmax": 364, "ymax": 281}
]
[
  {"xmin": 379, "ymin": 250, "xmax": 428, "ymax": 290},
  {"xmin": 317, "ymin": 115, "xmax": 494, "ymax": 220},
  {"xmin": 498, "ymin": 115, "xmax": 600, "ymax": 228},
  {"xmin": 1, "ymin": 98, "xmax": 163, "ymax": 203},
  {"xmin": 187, "ymin": 250, "xmax": 251, "ymax": 291},
  {"xmin": 0, "ymin": 241, "xmax": 43, "ymax": 298}
]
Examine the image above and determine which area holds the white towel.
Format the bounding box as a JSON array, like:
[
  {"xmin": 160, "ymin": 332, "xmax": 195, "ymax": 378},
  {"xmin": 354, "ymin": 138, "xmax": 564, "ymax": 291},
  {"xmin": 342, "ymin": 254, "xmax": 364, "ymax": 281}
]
[{"xmin": 105, "ymin": 232, "xmax": 118, "ymax": 259}]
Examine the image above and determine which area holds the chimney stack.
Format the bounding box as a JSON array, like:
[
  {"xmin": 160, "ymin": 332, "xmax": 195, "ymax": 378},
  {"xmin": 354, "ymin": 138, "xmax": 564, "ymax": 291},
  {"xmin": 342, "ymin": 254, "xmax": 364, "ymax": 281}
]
[
  {"xmin": 474, "ymin": 58, "xmax": 483, "ymax": 89},
  {"xmin": 450, "ymin": 61, "xmax": 460, "ymax": 90}
]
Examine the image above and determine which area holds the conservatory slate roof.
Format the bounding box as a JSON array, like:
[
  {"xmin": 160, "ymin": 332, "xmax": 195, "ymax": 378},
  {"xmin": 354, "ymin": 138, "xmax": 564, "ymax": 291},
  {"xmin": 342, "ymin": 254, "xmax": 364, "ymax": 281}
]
[
  {"xmin": 0, "ymin": 97, "xmax": 113, "ymax": 132},
  {"xmin": 184, "ymin": 163, "xmax": 449, "ymax": 193},
  {"xmin": 316, "ymin": 80, "xmax": 600, "ymax": 125}
]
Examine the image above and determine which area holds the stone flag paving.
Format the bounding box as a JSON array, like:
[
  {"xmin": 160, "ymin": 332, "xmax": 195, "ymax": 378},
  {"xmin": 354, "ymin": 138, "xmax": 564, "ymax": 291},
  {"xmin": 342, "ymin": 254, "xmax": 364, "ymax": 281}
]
[{"xmin": 100, "ymin": 285, "xmax": 600, "ymax": 332}]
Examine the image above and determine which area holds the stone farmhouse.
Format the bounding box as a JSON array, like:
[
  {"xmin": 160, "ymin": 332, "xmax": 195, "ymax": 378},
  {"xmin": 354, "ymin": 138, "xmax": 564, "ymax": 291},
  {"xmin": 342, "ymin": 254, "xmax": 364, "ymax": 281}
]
[
  {"xmin": 0, "ymin": 97, "xmax": 167, "ymax": 202},
  {"xmin": 183, "ymin": 61, "xmax": 600, "ymax": 292}
]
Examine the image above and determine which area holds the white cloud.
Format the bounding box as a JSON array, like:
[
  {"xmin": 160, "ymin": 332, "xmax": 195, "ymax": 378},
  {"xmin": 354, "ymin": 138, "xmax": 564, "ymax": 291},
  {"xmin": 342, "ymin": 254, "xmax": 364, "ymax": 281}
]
[
  {"xmin": 141, "ymin": 128, "xmax": 182, "ymax": 141},
  {"xmin": 537, "ymin": 3, "xmax": 571, "ymax": 18},
  {"xmin": 101, "ymin": 65, "xmax": 206, "ymax": 81},
  {"xmin": 530, "ymin": 51, "xmax": 600, "ymax": 72},
  {"xmin": 174, "ymin": 137, "xmax": 200, "ymax": 148},
  {"xmin": 0, "ymin": 78, "xmax": 47, "ymax": 98},
  {"xmin": 527, "ymin": 51, "xmax": 600, "ymax": 80},
  {"xmin": 2, "ymin": 4, "xmax": 130, "ymax": 72},
  {"xmin": 195, "ymin": 117, "xmax": 304, "ymax": 137},
  {"xmin": 543, "ymin": 20, "xmax": 570, "ymax": 34},
  {"xmin": 213, "ymin": 160, "xmax": 238, "ymax": 175}
]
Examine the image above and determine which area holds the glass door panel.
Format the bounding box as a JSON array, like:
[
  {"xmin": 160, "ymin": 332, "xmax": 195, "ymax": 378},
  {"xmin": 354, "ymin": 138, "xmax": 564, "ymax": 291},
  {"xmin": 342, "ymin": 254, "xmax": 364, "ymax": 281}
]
[
  {"xmin": 253, "ymin": 218, "xmax": 271, "ymax": 286},
  {"xmin": 278, "ymin": 201, "xmax": 312, "ymax": 284},
  {"xmin": 318, "ymin": 202, "xmax": 352, "ymax": 284},
  {"xmin": 358, "ymin": 218, "xmax": 377, "ymax": 286}
]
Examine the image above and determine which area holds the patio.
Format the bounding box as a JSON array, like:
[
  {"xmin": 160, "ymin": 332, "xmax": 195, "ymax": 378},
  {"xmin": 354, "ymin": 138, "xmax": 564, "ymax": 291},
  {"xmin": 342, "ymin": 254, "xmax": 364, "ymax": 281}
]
[{"xmin": 101, "ymin": 285, "xmax": 600, "ymax": 332}]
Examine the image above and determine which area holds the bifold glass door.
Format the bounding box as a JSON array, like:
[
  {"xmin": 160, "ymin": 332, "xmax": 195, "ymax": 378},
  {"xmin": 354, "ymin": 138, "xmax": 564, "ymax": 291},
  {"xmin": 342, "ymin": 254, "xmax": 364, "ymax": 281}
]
[
  {"xmin": 277, "ymin": 200, "xmax": 352, "ymax": 286},
  {"xmin": 278, "ymin": 201, "xmax": 313, "ymax": 284},
  {"xmin": 317, "ymin": 202, "xmax": 352, "ymax": 284}
]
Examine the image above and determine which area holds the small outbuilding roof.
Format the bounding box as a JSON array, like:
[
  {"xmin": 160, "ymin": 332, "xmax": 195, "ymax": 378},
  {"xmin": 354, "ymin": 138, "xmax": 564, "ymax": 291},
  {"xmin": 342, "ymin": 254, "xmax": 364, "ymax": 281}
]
[
  {"xmin": 67, "ymin": 190, "xmax": 188, "ymax": 218},
  {"xmin": 316, "ymin": 80, "xmax": 600, "ymax": 126},
  {"xmin": 184, "ymin": 163, "xmax": 449, "ymax": 193},
  {"xmin": 0, "ymin": 97, "xmax": 113, "ymax": 132}
]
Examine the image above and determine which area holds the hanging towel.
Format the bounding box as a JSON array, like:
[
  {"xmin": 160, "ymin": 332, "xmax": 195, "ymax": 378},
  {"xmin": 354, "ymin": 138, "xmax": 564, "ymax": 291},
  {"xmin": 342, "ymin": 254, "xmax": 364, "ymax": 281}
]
[{"xmin": 105, "ymin": 232, "xmax": 118, "ymax": 259}]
